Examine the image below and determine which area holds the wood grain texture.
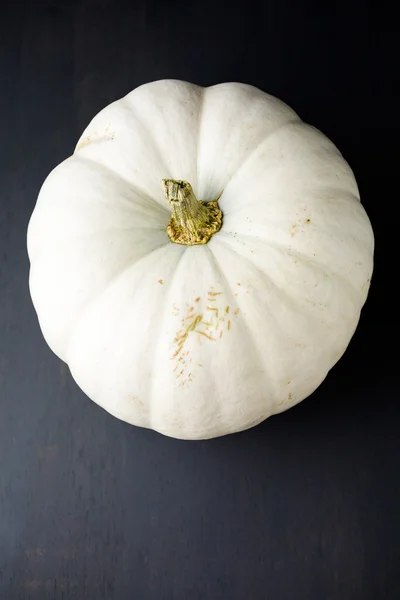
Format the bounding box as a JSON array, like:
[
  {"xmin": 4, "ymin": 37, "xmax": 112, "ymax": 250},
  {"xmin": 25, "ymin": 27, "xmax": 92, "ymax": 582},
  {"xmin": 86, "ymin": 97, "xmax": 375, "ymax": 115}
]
[{"xmin": 0, "ymin": 1, "xmax": 398, "ymax": 598}]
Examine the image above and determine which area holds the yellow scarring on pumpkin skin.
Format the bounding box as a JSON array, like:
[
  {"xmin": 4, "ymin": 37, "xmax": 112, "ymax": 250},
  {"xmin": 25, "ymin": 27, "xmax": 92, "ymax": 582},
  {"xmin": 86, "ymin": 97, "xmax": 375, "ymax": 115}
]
[{"xmin": 27, "ymin": 80, "xmax": 374, "ymax": 440}]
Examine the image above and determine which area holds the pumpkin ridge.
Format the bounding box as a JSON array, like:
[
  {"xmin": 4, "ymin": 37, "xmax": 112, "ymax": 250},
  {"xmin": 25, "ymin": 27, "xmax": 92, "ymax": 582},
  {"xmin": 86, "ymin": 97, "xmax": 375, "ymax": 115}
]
[
  {"xmin": 120, "ymin": 97, "xmax": 172, "ymax": 194},
  {"xmin": 226, "ymin": 117, "xmax": 302, "ymax": 189},
  {"xmin": 195, "ymin": 87, "xmax": 206, "ymax": 193},
  {"xmin": 205, "ymin": 244, "xmax": 276, "ymax": 408},
  {"xmin": 65, "ymin": 241, "xmax": 175, "ymax": 361},
  {"xmin": 75, "ymin": 154, "xmax": 169, "ymax": 215},
  {"xmin": 146, "ymin": 246, "xmax": 188, "ymax": 424}
]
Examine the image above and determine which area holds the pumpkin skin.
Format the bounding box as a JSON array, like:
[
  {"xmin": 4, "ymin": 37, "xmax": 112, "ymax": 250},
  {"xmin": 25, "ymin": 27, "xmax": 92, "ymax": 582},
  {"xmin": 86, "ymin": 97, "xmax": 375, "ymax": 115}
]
[{"xmin": 27, "ymin": 80, "xmax": 374, "ymax": 440}]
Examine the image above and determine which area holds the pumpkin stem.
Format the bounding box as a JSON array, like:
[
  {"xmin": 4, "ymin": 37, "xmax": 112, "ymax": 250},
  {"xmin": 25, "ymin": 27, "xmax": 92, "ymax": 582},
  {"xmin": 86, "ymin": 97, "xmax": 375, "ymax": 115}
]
[{"xmin": 162, "ymin": 179, "xmax": 223, "ymax": 246}]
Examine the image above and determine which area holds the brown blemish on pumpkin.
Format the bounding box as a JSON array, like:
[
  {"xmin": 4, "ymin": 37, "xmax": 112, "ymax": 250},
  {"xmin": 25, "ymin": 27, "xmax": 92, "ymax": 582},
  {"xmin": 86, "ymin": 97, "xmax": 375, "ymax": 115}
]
[
  {"xmin": 76, "ymin": 135, "xmax": 93, "ymax": 150},
  {"xmin": 172, "ymin": 313, "xmax": 203, "ymax": 359},
  {"xmin": 76, "ymin": 123, "xmax": 115, "ymax": 151},
  {"xmin": 288, "ymin": 392, "xmax": 293, "ymax": 401},
  {"xmin": 158, "ymin": 279, "xmax": 163, "ymax": 284},
  {"xmin": 291, "ymin": 216, "xmax": 312, "ymax": 237},
  {"xmin": 76, "ymin": 129, "xmax": 99, "ymax": 150},
  {"xmin": 206, "ymin": 306, "xmax": 218, "ymax": 315},
  {"xmin": 184, "ymin": 313, "xmax": 198, "ymax": 321},
  {"xmin": 127, "ymin": 395, "xmax": 144, "ymax": 406},
  {"xmin": 105, "ymin": 121, "xmax": 115, "ymax": 140},
  {"xmin": 171, "ymin": 293, "xmax": 239, "ymax": 384},
  {"xmin": 197, "ymin": 331, "xmax": 216, "ymax": 341}
]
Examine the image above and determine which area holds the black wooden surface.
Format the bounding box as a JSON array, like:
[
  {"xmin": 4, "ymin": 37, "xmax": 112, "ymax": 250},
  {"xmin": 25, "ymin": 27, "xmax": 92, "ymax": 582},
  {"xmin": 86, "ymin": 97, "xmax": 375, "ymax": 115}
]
[{"xmin": 1, "ymin": 1, "xmax": 398, "ymax": 599}]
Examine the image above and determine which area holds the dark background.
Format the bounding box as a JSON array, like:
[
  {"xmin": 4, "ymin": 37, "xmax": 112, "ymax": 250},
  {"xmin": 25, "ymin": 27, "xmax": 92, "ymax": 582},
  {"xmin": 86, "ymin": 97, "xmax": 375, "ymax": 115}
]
[{"xmin": 0, "ymin": 1, "xmax": 398, "ymax": 599}]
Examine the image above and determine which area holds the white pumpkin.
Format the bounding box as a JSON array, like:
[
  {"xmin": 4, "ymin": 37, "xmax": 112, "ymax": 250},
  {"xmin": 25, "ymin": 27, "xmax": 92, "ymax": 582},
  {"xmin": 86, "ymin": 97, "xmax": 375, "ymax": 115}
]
[{"xmin": 27, "ymin": 80, "xmax": 374, "ymax": 440}]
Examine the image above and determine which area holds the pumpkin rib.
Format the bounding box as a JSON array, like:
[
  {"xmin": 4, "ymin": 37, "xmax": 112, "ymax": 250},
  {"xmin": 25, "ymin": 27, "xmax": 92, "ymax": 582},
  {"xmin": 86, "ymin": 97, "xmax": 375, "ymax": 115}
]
[
  {"xmin": 211, "ymin": 234, "xmax": 347, "ymax": 342},
  {"xmin": 195, "ymin": 83, "xmax": 301, "ymax": 206},
  {"xmin": 221, "ymin": 186, "xmax": 360, "ymax": 221},
  {"xmin": 65, "ymin": 241, "xmax": 173, "ymax": 362},
  {"xmin": 209, "ymin": 236, "xmax": 353, "ymax": 408},
  {"xmin": 212, "ymin": 236, "xmax": 300, "ymax": 333},
  {"xmin": 122, "ymin": 82, "xmax": 203, "ymax": 196},
  {"xmin": 65, "ymin": 242, "xmax": 186, "ymax": 431},
  {"xmin": 27, "ymin": 228, "xmax": 170, "ymax": 265},
  {"xmin": 222, "ymin": 124, "xmax": 359, "ymax": 219},
  {"xmin": 205, "ymin": 244, "xmax": 278, "ymax": 412},
  {"xmin": 65, "ymin": 224, "xmax": 168, "ymax": 238},
  {"xmin": 226, "ymin": 117, "xmax": 302, "ymax": 189},
  {"xmin": 75, "ymin": 154, "xmax": 170, "ymax": 216},
  {"xmin": 146, "ymin": 246, "xmax": 188, "ymax": 431},
  {"xmin": 257, "ymin": 238, "xmax": 362, "ymax": 300},
  {"xmin": 217, "ymin": 230, "xmax": 362, "ymax": 300},
  {"xmin": 120, "ymin": 96, "xmax": 174, "ymax": 190},
  {"xmin": 195, "ymin": 86, "xmax": 206, "ymax": 194}
]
